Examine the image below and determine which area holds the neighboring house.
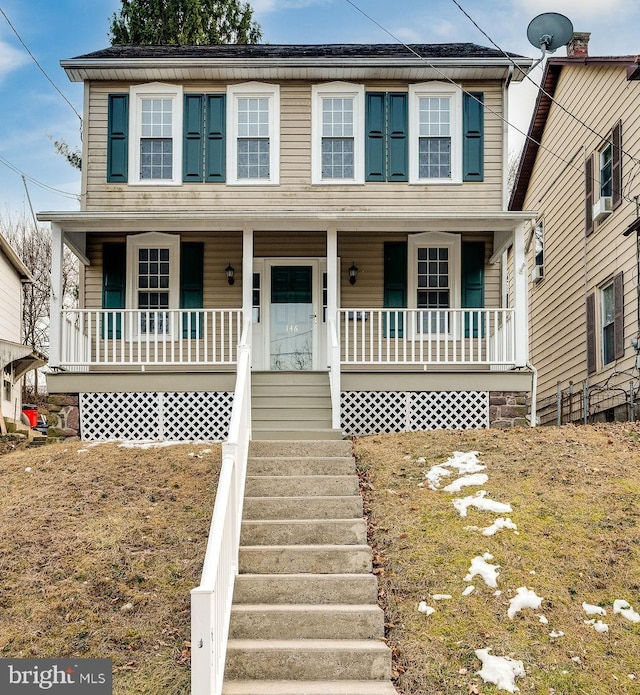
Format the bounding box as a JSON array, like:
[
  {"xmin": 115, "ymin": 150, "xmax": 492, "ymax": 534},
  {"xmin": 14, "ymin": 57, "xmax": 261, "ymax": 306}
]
[
  {"xmin": 0, "ymin": 232, "xmax": 46, "ymax": 432},
  {"xmin": 39, "ymin": 43, "xmax": 537, "ymax": 440},
  {"xmin": 510, "ymin": 34, "xmax": 640, "ymax": 424}
]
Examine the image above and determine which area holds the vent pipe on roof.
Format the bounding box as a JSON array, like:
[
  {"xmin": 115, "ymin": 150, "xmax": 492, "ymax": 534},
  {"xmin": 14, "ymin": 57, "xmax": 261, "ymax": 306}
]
[{"xmin": 566, "ymin": 32, "xmax": 590, "ymax": 58}]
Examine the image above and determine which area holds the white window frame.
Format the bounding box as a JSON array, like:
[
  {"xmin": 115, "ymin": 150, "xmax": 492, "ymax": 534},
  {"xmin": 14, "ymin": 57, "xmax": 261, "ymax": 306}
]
[
  {"xmin": 408, "ymin": 232, "xmax": 461, "ymax": 337},
  {"xmin": 599, "ymin": 141, "xmax": 613, "ymax": 199},
  {"xmin": 600, "ymin": 280, "xmax": 615, "ymax": 366},
  {"xmin": 126, "ymin": 232, "xmax": 180, "ymax": 338},
  {"xmin": 409, "ymin": 82, "xmax": 462, "ymax": 184},
  {"xmin": 311, "ymin": 82, "xmax": 365, "ymax": 185},
  {"xmin": 227, "ymin": 82, "xmax": 280, "ymax": 185},
  {"xmin": 129, "ymin": 82, "xmax": 183, "ymax": 186}
]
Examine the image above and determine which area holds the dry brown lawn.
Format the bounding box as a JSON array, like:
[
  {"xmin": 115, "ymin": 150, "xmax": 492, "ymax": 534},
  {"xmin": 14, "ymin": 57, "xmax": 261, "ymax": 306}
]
[
  {"xmin": 354, "ymin": 423, "xmax": 640, "ymax": 695},
  {"xmin": 0, "ymin": 439, "xmax": 220, "ymax": 695}
]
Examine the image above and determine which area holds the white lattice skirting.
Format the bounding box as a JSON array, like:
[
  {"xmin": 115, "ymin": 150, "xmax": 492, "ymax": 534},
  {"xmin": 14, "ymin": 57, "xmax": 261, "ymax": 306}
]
[
  {"xmin": 341, "ymin": 391, "xmax": 489, "ymax": 435},
  {"xmin": 80, "ymin": 391, "xmax": 234, "ymax": 441}
]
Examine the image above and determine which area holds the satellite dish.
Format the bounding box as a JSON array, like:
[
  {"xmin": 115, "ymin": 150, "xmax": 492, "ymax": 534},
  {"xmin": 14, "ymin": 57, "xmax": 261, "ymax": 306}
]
[{"xmin": 527, "ymin": 12, "xmax": 574, "ymax": 54}]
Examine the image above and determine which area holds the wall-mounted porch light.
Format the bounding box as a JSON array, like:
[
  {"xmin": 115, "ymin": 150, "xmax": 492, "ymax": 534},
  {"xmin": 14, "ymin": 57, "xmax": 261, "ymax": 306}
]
[
  {"xmin": 348, "ymin": 262, "xmax": 358, "ymax": 285},
  {"xmin": 225, "ymin": 263, "xmax": 235, "ymax": 285}
]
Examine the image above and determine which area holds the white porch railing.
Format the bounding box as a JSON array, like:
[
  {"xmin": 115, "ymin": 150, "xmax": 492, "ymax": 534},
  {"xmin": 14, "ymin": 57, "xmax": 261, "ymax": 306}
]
[
  {"xmin": 327, "ymin": 316, "xmax": 341, "ymax": 429},
  {"xmin": 339, "ymin": 308, "xmax": 516, "ymax": 365},
  {"xmin": 59, "ymin": 309, "xmax": 242, "ymax": 369},
  {"xmin": 190, "ymin": 320, "xmax": 251, "ymax": 695}
]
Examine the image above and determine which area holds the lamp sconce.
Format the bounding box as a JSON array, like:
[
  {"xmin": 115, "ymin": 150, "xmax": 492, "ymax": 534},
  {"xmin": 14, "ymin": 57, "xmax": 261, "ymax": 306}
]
[
  {"xmin": 225, "ymin": 263, "xmax": 235, "ymax": 286},
  {"xmin": 348, "ymin": 262, "xmax": 358, "ymax": 285}
]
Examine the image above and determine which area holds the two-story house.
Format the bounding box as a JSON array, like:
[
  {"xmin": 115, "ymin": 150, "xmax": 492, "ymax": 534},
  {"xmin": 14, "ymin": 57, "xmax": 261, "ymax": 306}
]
[
  {"xmin": 510, "ymin": 34, "xmax": 640, "ymax": 424},
  {"xmin": 39, "ymin": 43, "xmax": 536, "ymax": 441},
  {"xmin": 0, "ymin": 231, "xmax": 45, "ymax": 433}
]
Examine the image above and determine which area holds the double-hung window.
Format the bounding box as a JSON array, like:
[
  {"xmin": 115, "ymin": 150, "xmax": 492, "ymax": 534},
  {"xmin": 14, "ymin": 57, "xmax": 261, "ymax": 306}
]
[
  {"xmin": 312, "ymin": 82, "xmax": 364, "ymax": 184},
  {"xmin": 600, "ymin": 143, "xmax": 613, "ymax": 198},
  {"xmin": 409, "ymin": 83, "xmax": 462, "ymax": 183},
  {"xmin": 408, "ymin": 232, "xmax": 461, "ymax": 334},
  {"xmin": 601, "ymin": 281, "xmax": 616, "ymax": 365},
  {"xmin": 129, "ymin": 83, "xmax": 183, "ymax": 185},
  {"xmin": 227, "ymin": 82, "xmax": 280, "ymax": 184}
]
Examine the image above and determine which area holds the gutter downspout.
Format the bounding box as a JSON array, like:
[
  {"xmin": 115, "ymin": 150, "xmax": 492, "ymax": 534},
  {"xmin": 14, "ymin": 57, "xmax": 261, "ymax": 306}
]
[{"xmin": 527, "ymin": 362, "xmax": 538, "ymax": 426}]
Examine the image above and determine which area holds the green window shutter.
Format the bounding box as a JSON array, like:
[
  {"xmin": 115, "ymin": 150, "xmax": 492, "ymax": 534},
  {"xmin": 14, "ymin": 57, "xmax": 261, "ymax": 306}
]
[
  {"xmin": 102, "ymin": 242, "xmax": 126, "ymax": 338},
  {"xmin": 205, "ymin": 94, "xmax": 226, "ymax": 182},
  {"xmin": 365, "ymin": 93, "xmax": 386, "ymax": 181},
  {"xmin": 463, "ymin": 92, "xmax": 484, "ymax": 182},
  {"xmin": 180, "ymin": 242, "xmax": 204, "ymax": 338},
  {"xmin": 107, "ymin": 94, "xmax": 129, "ymax": 183},
  {"xmin": 183, "ymin": 94, "xmax": 204, "ymax": 182},
  {"xmin": 383, "ymin": 241, "xmax": 407, "ymax": 337},
  {"xmin": 387, "ymin": 93, "xmax": 408, "ymax": 182},
  {"xmin": 461, "ymin": 241, "xmax": 485, "ymax": 338}
]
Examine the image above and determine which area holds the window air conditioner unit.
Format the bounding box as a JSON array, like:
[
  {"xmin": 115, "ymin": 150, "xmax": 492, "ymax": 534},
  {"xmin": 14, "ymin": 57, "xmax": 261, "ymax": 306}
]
[
  {"xmin": 593, "ymin": 196, "xmax": 613, "ymax": 223},
  {"xmin": 531, "ymin": 265, "xmax": 544, "ymax": 282}
]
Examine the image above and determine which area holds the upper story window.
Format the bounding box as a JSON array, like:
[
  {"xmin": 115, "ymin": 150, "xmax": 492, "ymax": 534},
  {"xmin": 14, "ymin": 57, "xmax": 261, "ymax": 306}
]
[
  {"xmin": 532, "ymin": 220, "xmax": 544, "ymax": 283},
  {"xmin": 600, "ymin": 143, "xmax": 613, "ymax": 198},
  {"xmin": 409, "ymin": 83, "xmax": 462, "ymax": 184},
  {"xmin": 227, "ymin": 82, "xmax": 280, "ymax": 185},
  {"xmin": 129, "ymin": 83, "xmax": 183, "ymax": 185},
  {"xmin": 312, "ymin": 82, "xmax": 364, "ymax": 184}
]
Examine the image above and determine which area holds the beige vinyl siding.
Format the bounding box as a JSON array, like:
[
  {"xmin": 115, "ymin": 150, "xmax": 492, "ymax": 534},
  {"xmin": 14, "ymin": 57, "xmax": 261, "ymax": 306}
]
[
  {"xmin": 522, "ymin": 64, "xmax": 640, "ymax": 408},
  {"xmin": 0, "ymin": 249, "xmax": 23, "ymax": 343},
  {"xmin": 84, "ymin": 80, "xmax": 504, "ymax": 212}
]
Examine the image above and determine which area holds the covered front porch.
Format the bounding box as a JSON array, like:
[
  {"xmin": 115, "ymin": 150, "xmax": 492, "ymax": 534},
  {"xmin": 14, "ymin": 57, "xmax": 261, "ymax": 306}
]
[{"xmin": 41, "ymin": 209, "xmax": 536, "ymax": 437}]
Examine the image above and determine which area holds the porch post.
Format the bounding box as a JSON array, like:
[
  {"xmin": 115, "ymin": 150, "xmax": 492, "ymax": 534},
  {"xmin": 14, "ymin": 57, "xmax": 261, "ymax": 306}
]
[
  {"xmin": 513, "ymin": 221, "xmax": 529, "ymax": 368},
  {"xmin": 49, "ymin": 223, "xmax": 64, "ymax": 368},
  {"xmin": 241, "ymin": 226, "xmax": 253, "ymax": 328},
  {"xmin": 326, "ymin": 225, "xmax": 340, "ymax": 430}
]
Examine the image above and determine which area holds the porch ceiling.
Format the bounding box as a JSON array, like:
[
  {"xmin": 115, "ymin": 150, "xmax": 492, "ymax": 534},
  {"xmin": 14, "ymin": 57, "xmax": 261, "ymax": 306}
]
[{"xmin": 38, "ymin": 210, "xmax": 537, "ymax": 236}]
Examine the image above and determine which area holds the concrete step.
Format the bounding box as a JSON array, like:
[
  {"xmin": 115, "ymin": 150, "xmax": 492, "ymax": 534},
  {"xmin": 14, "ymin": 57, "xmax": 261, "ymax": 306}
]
[
  {"xmin": 252, "ymin": 428, "xmax": 343, "ymax": 441},
  {"xmin": 252, "ymin": 408, "xmax": 333, "ymax": 422},
  {"xmin": 239, "ymin": 544, "xmax": 372, "ymax": 574},
  {"xmin": 223, "ymin": 681, "xmax": 398, "ymax": 695},
  {"xmin": 252, "ymin": 371, "xmax": 331, "ymax": 386},
  {"xmin": 232, "ymin": 573, "xmax": 379, "ymax": 606},
  {"xmin": 253, "ymin": 398, "xmax": 332, "ymax": 411},
  {"xmin": 247, "ymin": 456, "xmax": 355, "ymax": 476},
  {"xmin": 224, "ymin": 639, "xmax": 392, "ymax": 681},
  {"xmin": 229, "ymin": 604, "xmax": 384, "ymax": 639},
  {"xmin": 243, "ymin": 495, "xmax": 363, "ymax": 520},
  {"xmin": 241, "ymin": 519, "xmax": 367, "ymax": 546},
  {"xmin": 249, "ymin": 440, "xmax": 352, "ymax": 457},
  {"xmin": 245, "ymin": 475, "xmax": 359, "ymax": 498}
]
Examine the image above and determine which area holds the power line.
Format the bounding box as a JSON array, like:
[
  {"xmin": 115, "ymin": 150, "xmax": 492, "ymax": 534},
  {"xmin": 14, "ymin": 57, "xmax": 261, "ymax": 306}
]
[
  {"xmin": 342, "ymin": 0, "xmax": 636, "ymax": 205},
  {"xmin": 0, "ymin": 5, "xmax": 83, "ymax": 125},
  {"xmin": 0, "ymin": 153, "xmax": 80, "ymax": 201},
  {"xmin": 449, "ymin": 0, "xmax": 640, "ymax": 168}
]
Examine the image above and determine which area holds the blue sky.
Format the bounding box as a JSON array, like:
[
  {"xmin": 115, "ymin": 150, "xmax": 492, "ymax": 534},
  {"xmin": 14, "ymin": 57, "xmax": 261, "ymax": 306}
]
[{"xmin": 0, "ymin": 0, "xmax": 639, "ymax": 218}]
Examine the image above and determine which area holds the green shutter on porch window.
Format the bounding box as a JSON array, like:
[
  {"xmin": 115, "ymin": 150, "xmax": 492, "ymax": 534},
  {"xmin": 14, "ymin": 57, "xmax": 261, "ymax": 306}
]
[
  {"xmin": 180, "ymin": 242, "xmax": 204, "ymax": 338},
  {"xmin": 461, "ymin": 241, "xmax": 485, "ymax": 338},
  {"xmin": 102, "ymin": 242, "xmax": 126, "ymax": 338},
  {"xmin": 183, "ymin": 94, "xmax": 204, "ymax": 182},
  {"xmin": 387, "ymin": 93, "xmax": 408, "ymax": 182},
  {"xmin": 205, "ymin": 94, "xmax": 226, "ymax": 182},
  {"xmin": 463, "ymin": 92, "xmax": 484, "ymax": 182},
  {"xmin": 107, "ymin": 94, "xmax": 129, "ymax": 183},
  {"xmin": 383, "ymin": 241, "xmax": 407, "ymax": 338},
  {"xmin": 365, "ymin": 93, "xmax": 386, "ymax": 181}
]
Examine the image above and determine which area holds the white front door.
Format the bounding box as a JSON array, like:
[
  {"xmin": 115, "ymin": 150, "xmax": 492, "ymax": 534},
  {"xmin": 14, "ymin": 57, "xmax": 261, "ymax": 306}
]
[{"xmin": 253, "ymin": 258, "xmax": 326, "ymax": 370}]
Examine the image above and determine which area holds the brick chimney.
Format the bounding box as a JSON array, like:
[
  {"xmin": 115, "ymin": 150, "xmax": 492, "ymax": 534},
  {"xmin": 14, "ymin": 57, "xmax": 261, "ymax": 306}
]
[{"xmin": 566, "ymin": 32, "xmax": 590, "ymax": 58}]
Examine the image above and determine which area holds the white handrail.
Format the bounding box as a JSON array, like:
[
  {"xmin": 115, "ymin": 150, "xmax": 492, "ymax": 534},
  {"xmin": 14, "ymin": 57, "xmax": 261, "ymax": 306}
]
[{"xmin": 191, "ymin": 320, "xmax": 252, "ymax": 695}]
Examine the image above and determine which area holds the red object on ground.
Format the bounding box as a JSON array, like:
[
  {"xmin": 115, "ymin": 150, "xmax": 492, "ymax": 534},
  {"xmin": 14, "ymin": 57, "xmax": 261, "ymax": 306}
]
[{"xmin": 22, "ymin": 404, "xmax": 38, "ymax": 428}]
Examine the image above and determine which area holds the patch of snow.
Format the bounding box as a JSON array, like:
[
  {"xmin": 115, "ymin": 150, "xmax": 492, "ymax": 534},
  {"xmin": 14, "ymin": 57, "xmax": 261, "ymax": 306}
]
[
  {"xmin": 432, "ymin": 594, "xmax": 452, "ymax": 600},
  {"xmin": 613, "ymin": 599, "xmax": 640, "ymax": 623},
  {"xmin": 24, "ymin": 467, "xmax": 32, "ymax": 473},
  {"xmin": 462, "ymin": 585, "xmax": 475, "ymax": 596},
  {"xmin": 494, "ymin": 590, "xmax": 503, "ymax": 596},
  {"xmin": 629, "ymin": 674, "xmax": 636, "ymax": 680},
  {"xmin": 582, "ymin": 602, "xmax": 606, "ymax": 616},
  {"xmin": 549, "ymin": 630, "xmax": 564, "ymax": 638},
  {"xmin": 482, "ymin": 517, "xmax": 518, "ymax": 536},
  {"xmin": 119, "ymin": 440, "xmax": 186, "ymax": 450},
  {"xmin": 537, "ymin": 615, "xmax": 548, "ymax": 624},
  {"xmin": 475, "ymin": 648, "xmax": 525, "ymax": 693},
  {"xmin": 442, "ymin": 473, "xmax": 489, "ymax": 493},
  {"xmin": 584, "ymin": 619, "xmax": 609, "ymax": 633},
  {"xmin": 77, "ymin": 449, "xmax": 89, "ymax": 454},
  {"xmin": 424, "ymin": 464, "xmax": 454, "ymax": 490},
  {"xmin": 571, "ymin": 656, "xmax": 582, "ymax": 664},
  {"xmin": 507, "ymin": 587, "xmax": 543, "ymax": 619},
  {"xmin": 453, "ymin": 490, "xmax": 513, "ymax": 517},
  {"xmin": 464, "ymin": 552, "xmax": 500, "ymax": 588},
  {"xmin": 418, "ymin": 601, "xmax": 435, "ymax": 616},
  {"xmin": 423, "ymin": 451, "xmax": 485, "ymax": 490}
]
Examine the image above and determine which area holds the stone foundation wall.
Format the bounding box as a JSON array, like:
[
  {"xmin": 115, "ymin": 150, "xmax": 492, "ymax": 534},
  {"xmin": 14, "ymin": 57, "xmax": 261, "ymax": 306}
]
[
  {"xmin": 489, "ymin": 391, "xmax": 529, "ymax": 428},
  {"xmin": 47, "ymin": 393, "xmax": 80, "ymax": 439}
]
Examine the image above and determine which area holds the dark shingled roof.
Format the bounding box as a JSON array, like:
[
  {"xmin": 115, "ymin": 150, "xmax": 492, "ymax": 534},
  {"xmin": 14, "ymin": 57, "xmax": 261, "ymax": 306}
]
[{"xmin": 70, "ymin": 43, "xmax": 528, "ymax": 61}]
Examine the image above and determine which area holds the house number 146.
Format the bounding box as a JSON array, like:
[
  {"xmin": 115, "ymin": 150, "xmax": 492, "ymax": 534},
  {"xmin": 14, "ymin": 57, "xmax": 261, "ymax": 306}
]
[{"xmin": 286, "ymin": 325, "xmax": 299, "ymax": 332}]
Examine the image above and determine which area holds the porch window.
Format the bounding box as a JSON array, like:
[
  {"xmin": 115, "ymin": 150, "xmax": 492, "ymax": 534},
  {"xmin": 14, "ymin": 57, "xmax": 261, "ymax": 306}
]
[
  {"xmin": 129, "ymin": 83, "xmax": 183, "ymax": 185},
  {"xmin": 409, "ymin": 83, "xmax": 462, "ymax": 183},
  {"xmin": 227, "ymin": 83, "xmax": 280, "ymax": 184},
  {"xmin": 312, "ymin": 82, "xmax": 364, "ymax": 184},
  {"xmin": 253, "ymin": 272, "xmax": 261, "ymax": 323}
]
